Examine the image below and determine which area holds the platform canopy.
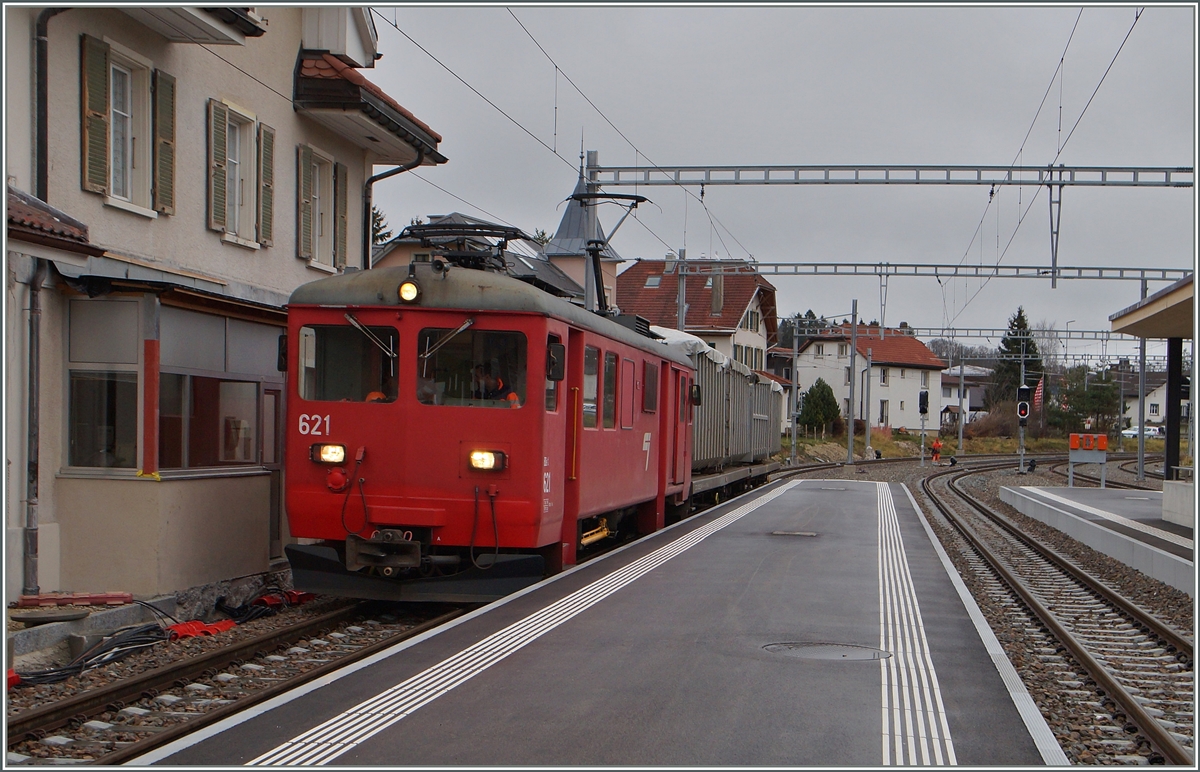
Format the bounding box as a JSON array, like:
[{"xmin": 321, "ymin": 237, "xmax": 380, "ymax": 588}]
[{"xmin": 1109, "ymin": 275, "xmax": 1193, "ymax": 340}]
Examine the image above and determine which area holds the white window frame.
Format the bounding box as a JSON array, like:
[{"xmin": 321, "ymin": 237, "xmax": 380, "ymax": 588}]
[
  {"xmin": 222, "ymin": 103, "xmax": 259, "ymax": 247},
  {"xmin": 838, "ymin": 343, "xmax": 847, "ymax": 358},
  {"xmin": 815, "ymin": 343, "xmax": 824, "ymax": 358},
  {"xmin": 309, "ymin": 148, "xmax": 335, "ymax": 268},
  {"xmin": 921, "ymin": 371, "xmax": 929, "ymax": 387},
  {"xmin": 880, "ymin": 367, "xmax": 889, "ymax": 386},
  {"xmin": 104, "ymin": 39, "xmax": 154, "ymax": 216},
  {"xmin": 1150, "ymin": 403, "xmax": 1160, "ymax": 416}
]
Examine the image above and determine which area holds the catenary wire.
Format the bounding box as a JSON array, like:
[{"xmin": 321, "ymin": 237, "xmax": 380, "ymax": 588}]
[
  {"xmin": 372, "ymin": 9, "xmax": 679, "ymax": 251},
  {"xmin": 506, "ymin": 7, "xmax": 753, "ymax": 259},
  {"xmin": 947, "ymin": 7, "xmax": 1145, "ymax": 325}
]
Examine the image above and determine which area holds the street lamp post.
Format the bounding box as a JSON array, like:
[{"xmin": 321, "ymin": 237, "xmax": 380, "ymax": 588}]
[{"xmin": 1064, "ymin": 320, "xmax": 1074, "ymax": 368}]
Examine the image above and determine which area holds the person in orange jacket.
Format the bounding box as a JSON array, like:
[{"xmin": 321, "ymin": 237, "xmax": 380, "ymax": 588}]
[{"xmin": 931, "ymin": 436, "xmax": 943, "ymax": 464}]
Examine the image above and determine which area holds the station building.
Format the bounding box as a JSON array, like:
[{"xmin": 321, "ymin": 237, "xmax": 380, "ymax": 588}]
[{"xmin": 5, "ymin": 7, "xmax": 444, "ymax": 603}]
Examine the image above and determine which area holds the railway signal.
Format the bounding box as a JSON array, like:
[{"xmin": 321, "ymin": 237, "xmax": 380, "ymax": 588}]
[{"xmin": 1016, "ymin": 385, "xmax": 1031, "ymax": 427}]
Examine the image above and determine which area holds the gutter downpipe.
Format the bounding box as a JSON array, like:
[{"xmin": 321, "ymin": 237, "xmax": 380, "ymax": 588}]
[
  {"xmin": 26, "ymin": 8, "xmax": 68, "ymax": 595},
  {"xmin": 362, "ymin": 148, "xmax": 424, "ymax": 270}
]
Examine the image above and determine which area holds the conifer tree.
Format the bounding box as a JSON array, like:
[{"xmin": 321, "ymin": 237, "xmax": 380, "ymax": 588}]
[{"xmin": 988, "ymin": 306, "xmax": 1043, "ymax": 407}]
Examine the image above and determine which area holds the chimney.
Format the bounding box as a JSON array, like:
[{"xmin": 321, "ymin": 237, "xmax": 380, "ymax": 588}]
[{"xmin": 710, "ymin": 272, "xmax": 723, "ymax": 315}]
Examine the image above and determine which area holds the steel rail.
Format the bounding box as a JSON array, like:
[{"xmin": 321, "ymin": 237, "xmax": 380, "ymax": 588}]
[
  {"xmin": 1045, "ymin": 461, "xmax": 1158, "ymax": 491},
  {"xmin": 922, "ymin": 467, "xmax": 1193, "ymax": 765},
  {"xmin": 7, "ymin": 604, "xmax": 457, "ymax": 748},
  {"xmin": 90, "ymin": 608, "xmax": 465, "ymax": 765},
  {"xmin": 944, "ymin": 469, "xmax": 1192, "ymax": 656}
]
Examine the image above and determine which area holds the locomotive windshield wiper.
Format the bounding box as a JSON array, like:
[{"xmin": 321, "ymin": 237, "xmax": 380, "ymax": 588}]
[
  {"xmin": 344, "ymin": 313, "xmax": 397, "ymax": 360},
  {"xmin": 419, "ymin": 317, "xmax": 474, "ymax": 360}
]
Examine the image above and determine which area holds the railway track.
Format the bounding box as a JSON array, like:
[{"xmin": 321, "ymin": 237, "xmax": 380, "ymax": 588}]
[
  {"xmin": 920, "ymin": 462, "xmax": 1194, "ymax": 765},
  {"xmin": 1044, "ymin": 453, "xmax": 1165, "ymax": 491},
  {"xmin": 6, "ymin": 603, "xmax": 464, "ymax": 765}
]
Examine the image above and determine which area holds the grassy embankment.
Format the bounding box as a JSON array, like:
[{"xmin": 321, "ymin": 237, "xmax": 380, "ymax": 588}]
[{"xmin": 780, "ymin": 431, "xmax": 1169, "ymax": 462}]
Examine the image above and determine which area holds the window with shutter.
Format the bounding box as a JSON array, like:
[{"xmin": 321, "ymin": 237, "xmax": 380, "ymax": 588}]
[
  {"xmin": 257, "ymin": 124, "xmax": 275, "ymax": 246},
  {"xmin": 334, "ymin": 162, "xmax": 348, "ymax": 268},
  {"xmin": 152, "ymin": 70, "xmax": 175, "ymax": 215},
  {"xmin": 208, "ymin": 99, "xmax": 228, "ymax": 231},
  {"xmin": 297, "ymin": 144, "xmax": 313, "ymax": 260},
  {"xmin": 82, "ymin": 36, "xmax": 156, "ymax": 215},
  {"xmin": 297, "ymin": 144, "xmax": 335, "ymax": 267},
  {"xmin": 80, "ymin": 35, "xmax": 110, "ymax": 194}
]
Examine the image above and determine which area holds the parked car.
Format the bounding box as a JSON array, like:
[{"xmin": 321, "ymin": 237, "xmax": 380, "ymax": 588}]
[{"xmin": 1121, "ymin": 425, "xmax": 1162, "ymax": 438}]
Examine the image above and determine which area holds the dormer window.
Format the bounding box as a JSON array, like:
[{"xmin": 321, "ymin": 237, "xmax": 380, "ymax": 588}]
[{"xmin": 704, "ymin": 277, "xmax": 713, "ymax": 288}]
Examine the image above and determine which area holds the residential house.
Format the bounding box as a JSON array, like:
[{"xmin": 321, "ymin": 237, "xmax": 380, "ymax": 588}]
[
  {"xmin": 793, "ymin": 326, "xmax": 945, "ymax": 435},
  {"xmin": 615, "ymin": 258, "xmax": 778, "ymax": 373},
  {"xmin": 940, "ymin": 364, "xmax": 992, "ymax": 429},
  {"xmin": 5, "ymin": 7, "xmax": 444, "ymax": 603}
]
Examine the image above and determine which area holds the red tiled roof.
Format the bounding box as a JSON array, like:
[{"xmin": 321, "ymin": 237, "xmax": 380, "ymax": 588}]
[
  {"xmin": 299, "ymin": 53, "xmax": 442, "ymax": 143},
  {"xmin": 799, "ymin": 325, "xmax": 946, "ymax": 369},
  {"xmin": 755, "ymin": 369, "xmax": 790, "ymax": 386},
  {"xmin": 616, "ymin": 260, "xmax": 777, "ymax": 340},
  {"xmin": 7, "ymin": 186, "xmax": 94, "ymax": 246}
]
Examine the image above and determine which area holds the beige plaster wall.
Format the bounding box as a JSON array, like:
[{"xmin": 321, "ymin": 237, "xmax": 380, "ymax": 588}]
[
  {"xmin": 39, "ymin": 8, "xmax": 372, "ymax": 291},
  {"xmin": 56, "ymin": 475, "xmax": 270, "ymax": 596},
  {"xmin": 5, "ymin": 7, "xmax": 35, "ymax": 191}
]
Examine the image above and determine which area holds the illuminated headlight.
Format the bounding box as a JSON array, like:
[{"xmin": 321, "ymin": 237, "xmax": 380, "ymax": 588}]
[
  {"xmin": 398, "ymin": 280, "xmax": 421, "ymax": 303},
  {"xmin": 311, "ymin": 444, "xmax": 346, "ymax": 464},
  {"xmin": 469, "ymin": 450, "xmax": 506, "ymax": 471}
]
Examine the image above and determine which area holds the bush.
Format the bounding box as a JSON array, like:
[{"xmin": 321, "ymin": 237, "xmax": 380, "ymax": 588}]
[{"xmin": 964, "ymin": 402, "xmax": 1018, "ymax": 438}]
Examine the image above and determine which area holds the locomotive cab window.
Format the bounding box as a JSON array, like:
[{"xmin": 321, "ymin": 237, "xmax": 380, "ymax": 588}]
[
  {"xmin": 546, "ymin": 335, "xmax": 563, "ymax": 411},
  {"xmin": 298, "ymin": 324, "xmax": 398, "ymax": 403},
  {"xmin": 583, "ymin": 346, "xmax": 599, "ymax": 427},
  {"xmin": 602, "ymin": 352, "xmax": 618, "ymax": 428},
  {"xmin": 417, "ymin": 328, "xmax": 526, "ymax": 408}
]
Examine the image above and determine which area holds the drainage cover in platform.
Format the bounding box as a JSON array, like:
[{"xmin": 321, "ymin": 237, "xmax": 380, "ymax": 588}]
[
  {"xmin": 771, "ymin": 531, "xmax": 818, "ymax": 537},
  {"xmin": 763, "ymin": 642, "xmax": 891, "ymax": 661}
]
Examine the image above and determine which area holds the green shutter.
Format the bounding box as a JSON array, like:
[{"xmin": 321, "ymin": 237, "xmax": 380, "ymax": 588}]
[
  {"xmin": 334, "ymin": 162, "xmax": 348, "ymax": 269},
  {"xmin": 207, "ymin": 99, "xmax": 228, "ymax": 231},
  {"xmin": 297, "ymin": 144, "xmax": 313, "ymax": 259},
  {"xmin": 152, "ymin": 70, "xmax": 176, "ymax": 215},
  {"xmin": 80, "ymin": 34, "xmax": 110, "ymax": 194},
  {"xmin": 257, "ymin": 123, "xmax": 275, "ymax": 246}
]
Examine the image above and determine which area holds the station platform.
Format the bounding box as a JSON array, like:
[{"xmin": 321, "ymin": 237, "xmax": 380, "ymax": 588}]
[
  {"xmin": 999, "ymin": 486, "xmax": 1193, "ymax": 596},
  {"xmin": 139, "ymin": 479, "xmax": 1066, "ymax": 766}
]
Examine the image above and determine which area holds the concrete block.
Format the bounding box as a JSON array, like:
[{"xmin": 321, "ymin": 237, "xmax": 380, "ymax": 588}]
[
  {"xmin": 1162, "ymin": 481, "xmax": 1194, "ymax": 529},
  {"xmin": 7, "ymin": 596, "xmax": 176, "ymax": 657}
]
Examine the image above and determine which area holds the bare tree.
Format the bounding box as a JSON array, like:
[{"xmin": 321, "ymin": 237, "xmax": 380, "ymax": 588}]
[{"xmin": 1032, "ymin": 320, "xmax": 1063, "ymax": 377}]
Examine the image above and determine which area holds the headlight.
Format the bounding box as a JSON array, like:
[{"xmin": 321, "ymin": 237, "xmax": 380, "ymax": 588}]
[
  {"xmin": 469, "ymin": 450, "xmax": 506, "ymax": 471},
  {"xmin": 312, "ymin": 444, "xmax": 346, "ymax": 464},
  {"xmin": 398, "ymin": 280, "xmax": 421, "ymax": 303}
]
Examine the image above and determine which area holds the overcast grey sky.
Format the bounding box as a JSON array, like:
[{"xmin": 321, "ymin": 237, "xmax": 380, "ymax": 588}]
[{"xmin": 368, "ymin": 4, "xmax": 1196, "ymax": 364}]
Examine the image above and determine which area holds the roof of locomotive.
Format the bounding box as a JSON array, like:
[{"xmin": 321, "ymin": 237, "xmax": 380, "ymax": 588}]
[{"xmin": 289, "ymin": 263, "xmax": 694, "ymax": 368}]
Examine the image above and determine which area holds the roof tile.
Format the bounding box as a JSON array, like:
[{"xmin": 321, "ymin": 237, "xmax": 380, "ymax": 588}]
[{"xmin": 616, "ymin": 259, "xmax": 777, "ymax": 337}]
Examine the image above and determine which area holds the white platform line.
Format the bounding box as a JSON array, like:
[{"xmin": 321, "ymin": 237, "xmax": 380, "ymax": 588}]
[
  {"xmin": 878, "ymin": 482, "xmax": 956, "ymax": 766},
  {"xmin": 247, "ymin": 480, "xmax": 802, "ymax": 766}
]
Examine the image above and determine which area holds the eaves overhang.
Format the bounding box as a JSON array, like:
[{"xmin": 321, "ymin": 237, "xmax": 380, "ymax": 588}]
[
  {"xmin": 1109, "ymin": 274, "xmax": 1194, "ymax": 340},
  {"xmin": 294, "ymin": 52, "xmax": 446, "ymax": 166},
  {"xmin": 120, "ymin": 8, "xmax": 262, "ymax": 45}
]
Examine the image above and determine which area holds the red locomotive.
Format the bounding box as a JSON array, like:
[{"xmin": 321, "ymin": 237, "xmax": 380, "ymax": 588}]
[{"xmin": 283, "ymin": 234, "xmax": 698, "ymax": 601}]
